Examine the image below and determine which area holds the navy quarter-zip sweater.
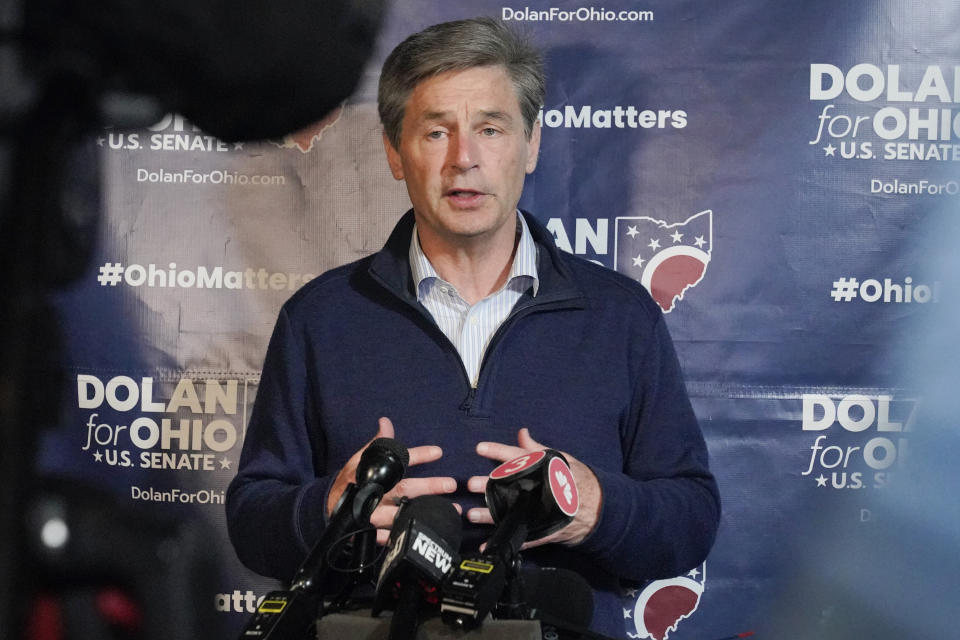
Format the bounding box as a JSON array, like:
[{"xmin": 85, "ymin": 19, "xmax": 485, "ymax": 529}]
[{"xmin": 226, "ymin": 210, "xmax": 720, "ymax": 637}]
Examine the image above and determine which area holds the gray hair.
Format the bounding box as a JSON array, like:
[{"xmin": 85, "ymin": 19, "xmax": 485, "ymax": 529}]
[{"xmin": 378, "ymin": 17, "xmax": 545, "ymax": 149}]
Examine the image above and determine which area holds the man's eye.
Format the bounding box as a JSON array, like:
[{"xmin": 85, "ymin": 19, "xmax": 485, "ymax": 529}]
[
  {"xmin": 427, "ymin": 130, "xmax": 446, "ymax": 139},
  {"xmin": 481, "ymin": 128, "xmax": 500, "ymax": 136}
]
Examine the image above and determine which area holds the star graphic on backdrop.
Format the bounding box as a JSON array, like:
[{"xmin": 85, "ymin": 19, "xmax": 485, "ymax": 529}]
[
  {"xmin": 648, "ymin": 238, "xmax": 661, "ymax": 250},
  {"xmin": 670, "ymin": 230, "xmax": 684, "ymax": 243},
  {"xmin": 233, "ymin": 142, "xmax": 244, "ymax": 150},
  {"xmin": 626, "ymin": 225, "xmax": 639, "ymax": 238},
  {"xmin": 96, "ymin": 137, "xmax": 105, "ymax": 147},
  {"xmin": 824, "ymin": 144, "xmax": 836, "ymax": 156},
  {"xmin": 623, "ymin": 608, "xmax": 632, "ymax": 619},
  {"xmin": 93, "ymin": 450, "xmax": 103, "ymax": 462},
  {"xmin": 688, "ymin": 567, "xmax": 701, "ymax": 579},
  {"xmin": 219, "ymin": 457, "xmax": 232, "ymax": 470},
  {"xmin": 816, "ymin": 474, "xmax": 828, "ymax": 487},
  {"xmin": 694, "ymin": 235, "xmax": 707, "ymax": 248},
  {"xmin": 632, "ymin": 254, "xmax": 645, "ymax": 267},
  {"xmin": 625, "ymin": 589, "xmax": 638, "ymax": 598}
]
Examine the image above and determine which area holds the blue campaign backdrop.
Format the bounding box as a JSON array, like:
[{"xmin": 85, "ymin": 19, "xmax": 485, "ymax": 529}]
[{"xmin": 38, "ymin": 1, "xmax": 958, "ymax": 638}]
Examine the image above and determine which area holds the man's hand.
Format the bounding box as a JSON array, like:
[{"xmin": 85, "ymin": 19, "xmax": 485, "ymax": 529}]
[
  {"xmin": 327, "ymin": 417, "xmax": 457, "ymax": 544},
  {"xmin": 466, "ymin": 428, "xmax": 602, "ymax": 549}
]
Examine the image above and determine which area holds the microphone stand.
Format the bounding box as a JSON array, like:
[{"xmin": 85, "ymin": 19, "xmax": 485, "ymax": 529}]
[
  {"xmin": 487, "ymin": 491, "xmax": 533, "ymax": 621},
  {"xmin": 237, "ymin": 481, "xmax": 384, "ymax": 639},
  {"xmin": 325, "ymin": 527, "xmax": 379, "ymax": 613},
  {"xmin": 289, "ymin": 481, "xmax": 380, "ymax": 592}
]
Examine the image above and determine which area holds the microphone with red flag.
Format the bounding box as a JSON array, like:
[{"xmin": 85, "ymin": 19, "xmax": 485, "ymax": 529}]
[{"xmin": 440, "ymin": 449, "xmax": 579, "ymax": 630}]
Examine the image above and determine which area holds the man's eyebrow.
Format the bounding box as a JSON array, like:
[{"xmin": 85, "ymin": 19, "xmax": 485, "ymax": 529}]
[
  {"xmin": 478, "ymin": 110, "xmax": 513, "ymax": 123},
  {"xmin": 420, "ymin": 110, "xmax": 450, "ymax": 123},
  {"xmin": 415, "ymin": 110, "xmax": 516, "ymax": 125}
]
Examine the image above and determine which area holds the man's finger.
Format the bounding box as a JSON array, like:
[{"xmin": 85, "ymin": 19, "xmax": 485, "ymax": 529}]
[
  {"xmin": 376, "ymin": 416, "xmax": 396, "ymax": 439},
  {"xmin": 466, "ymin": 507, "xmax": 494, "ymax": 525},
  {"xmin": 519, "ymin": 530, "xmax": 561, "ymax": 551},
  {"xmin": 369, "ymin": 504, "xmax": 401, "ymax": 530},
  {"xmin": 384, "ymin": 476, "xmax": 457, "ymax": 503},
  {"xmin": 370, "ymin": 500, "xmax": 465, "ymax": 537},
  {"xmin": 467, "ymin": 475, "xmax": 488, "ymax": 494},
  {"xmin": 408, "ymin": 444, "xmax": 443, "ymax": 467},
  {"xmin": 370, "ymin": 479, "xmax": 461, "ymax": 543},
  {"xmin": 516, "ymin": 427, "xmax": 545, "ymax": 451},
  {"xmin": 475, "ymin": 441, "xmax": 529, "ymax": 463}
]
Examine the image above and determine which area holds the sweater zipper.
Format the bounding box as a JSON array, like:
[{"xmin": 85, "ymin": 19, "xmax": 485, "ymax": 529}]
[
  {"xmin": 371, "ymin": 270, "xmax": 583, "ymax": 414},
  {"xmin": 465, "ymin": 293, "xmax": 579, "ymax": 411},
  {"xmin": 369, "ymin": 272, "xmax": 478, "ymax": 398},
  {"xmin": 433, "ymin": 294, "xmax": 572, "ymax": 414}
]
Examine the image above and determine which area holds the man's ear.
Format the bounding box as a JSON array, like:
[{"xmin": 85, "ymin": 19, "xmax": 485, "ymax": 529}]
[
  {"xmin": 383, "ymin": 132, "xmax": 404, "ymax": 181},
  {"xmin": 525, "ymin": 119, "xmax": 542, "ymax": 174}
]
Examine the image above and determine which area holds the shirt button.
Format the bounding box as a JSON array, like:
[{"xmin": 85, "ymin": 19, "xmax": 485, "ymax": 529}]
[{"xmin": 469, "ymin": 316, "xmax": 479, "ymax": 326}]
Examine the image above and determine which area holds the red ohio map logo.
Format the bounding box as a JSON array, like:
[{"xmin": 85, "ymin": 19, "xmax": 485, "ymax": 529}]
[
  {"xmin": 626, "ymin": 564, "xmax": 706, "ymax": 640},
  {"xmin": 614, "ymin": 211, "xmax": 713, "ymax": 313}
]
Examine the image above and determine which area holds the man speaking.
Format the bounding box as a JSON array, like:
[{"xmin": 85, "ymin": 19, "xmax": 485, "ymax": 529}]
[{"xmin": 226, "ymin": 17, "xmax": 720, "ymax": 637}]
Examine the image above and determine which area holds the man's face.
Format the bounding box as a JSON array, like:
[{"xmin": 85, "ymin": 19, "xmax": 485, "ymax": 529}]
[{"xmin": 384, "ymin": 65, "xmax": 541, "ymax": 252}]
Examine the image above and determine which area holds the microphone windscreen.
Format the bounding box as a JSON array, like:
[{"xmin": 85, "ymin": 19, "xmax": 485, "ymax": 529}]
[
  {"xmin": 375, "ymin": 495, "xmax": 462, "ymax": 615},
  {"xmin": 522, "ymin": 567, "xmax": 594, "ymax": 629},
  {"xmin": 397, "ymin": 495, "xmax": 462, "ymax": 550},
  {"xmin": 368, "ymin": 437, "xmax": 411, "ymax": 469}
]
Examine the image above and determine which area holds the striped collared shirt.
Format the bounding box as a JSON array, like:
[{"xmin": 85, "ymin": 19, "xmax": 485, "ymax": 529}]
[{"xmin": 409, "ymin": 212, "xmax": 539, "ymax": 388}]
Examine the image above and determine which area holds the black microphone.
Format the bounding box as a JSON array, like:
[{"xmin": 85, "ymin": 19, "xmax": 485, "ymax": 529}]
[
  {"xmin": 291, "ymin": 437, "xmax": 409, "ymax": 593},
  {"xmin": 522, "ymin": 567, "xmax": 613, "ymax": 640},
  {"xmin": 238, "ymin": 437, "xmax": 409, "ymax": 640},
  {"xmin": 441, "ymin": 449, "xmax": 580, "ymax": 630},
  {"xmin": 373, "ymin": 495, "xmax": 462, "ymax": 640}
]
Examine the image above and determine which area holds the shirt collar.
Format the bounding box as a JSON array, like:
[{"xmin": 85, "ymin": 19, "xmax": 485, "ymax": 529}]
[{"xmin": 409, "ymin": 211, "xmax": 540, "ymax": 301}]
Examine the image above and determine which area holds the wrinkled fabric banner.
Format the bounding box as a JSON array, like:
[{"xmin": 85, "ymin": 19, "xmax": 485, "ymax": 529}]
[{"xmin": 40, "ymin": 1, "xmax": 959, "ymax": 638}]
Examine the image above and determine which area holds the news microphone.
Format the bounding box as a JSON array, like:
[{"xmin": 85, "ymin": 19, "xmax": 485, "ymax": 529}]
[
  {"xmin": 238, "ymin": 437, "xmax": 408, "ymax": 639},
  {"xmin": 441, "ymin": 449, "xmax": 579, "ymax": 630},
  {"xmin": 373, "ymin": 495, "xmax": 462, "ymax": 640}
]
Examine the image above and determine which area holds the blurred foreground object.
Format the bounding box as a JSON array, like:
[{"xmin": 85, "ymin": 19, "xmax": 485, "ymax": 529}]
[
  {"xmin": 24, "ymin": 479, "xmax": 219, "ymax": 640},
  {"xmin": 0, "ymin": 0, "xmax": 383, "ymax": 635},
  {"xmin": 759, "ymin": 212, "xmax": 960, "ymax": 639},
  {"xmin": 18, "ymin": 0, "xmax": 385, "ymax": 141}
]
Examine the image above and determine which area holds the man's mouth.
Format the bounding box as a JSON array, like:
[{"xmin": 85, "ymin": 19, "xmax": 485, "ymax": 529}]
[{"xmin": 445, "ymin": 188, "xmax": 487, "ymax": 206}]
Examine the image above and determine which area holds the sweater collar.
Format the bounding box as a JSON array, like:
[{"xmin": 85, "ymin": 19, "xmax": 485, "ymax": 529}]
[
  {"xmin": 369, "ymin": 209, "xmax": 583, "ymax": 307},
  {"xmin": 408, "ymin": 211, "xmax": 540, "ymax": 300}
]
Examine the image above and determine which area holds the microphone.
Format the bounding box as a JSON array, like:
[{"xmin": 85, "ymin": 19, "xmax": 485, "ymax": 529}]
[
  {"xmin": 441, "ymin": 449, "xmax": 580, "ymax": 630},
  {"xmin": 373, "ymin": 496, "xmax": 462, "ymax": 640},
  {"xmin": 522, "ymin": 567, "xmax": 603, "ymax": 640},
  {"xmin": 522, "ymin": 567, "xmax": 593, "ymax": 626},
  {"xmin": 238, "ymin": 437, "xmax": 408, "ymax": 639},
  {"xmin": 291, "ymin": 437, "xmax": 409, "ymax": 592}
]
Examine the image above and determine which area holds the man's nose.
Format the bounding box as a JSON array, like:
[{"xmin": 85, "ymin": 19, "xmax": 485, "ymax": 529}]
[{"xmin": 449, "ymin": 130, "xmax": 479, "ymax": 172}]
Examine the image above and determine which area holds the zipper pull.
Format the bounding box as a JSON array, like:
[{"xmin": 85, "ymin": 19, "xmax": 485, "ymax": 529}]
[{"xmin": 459, "ymin": 386, "xmax": 477, "ymax": 411}]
